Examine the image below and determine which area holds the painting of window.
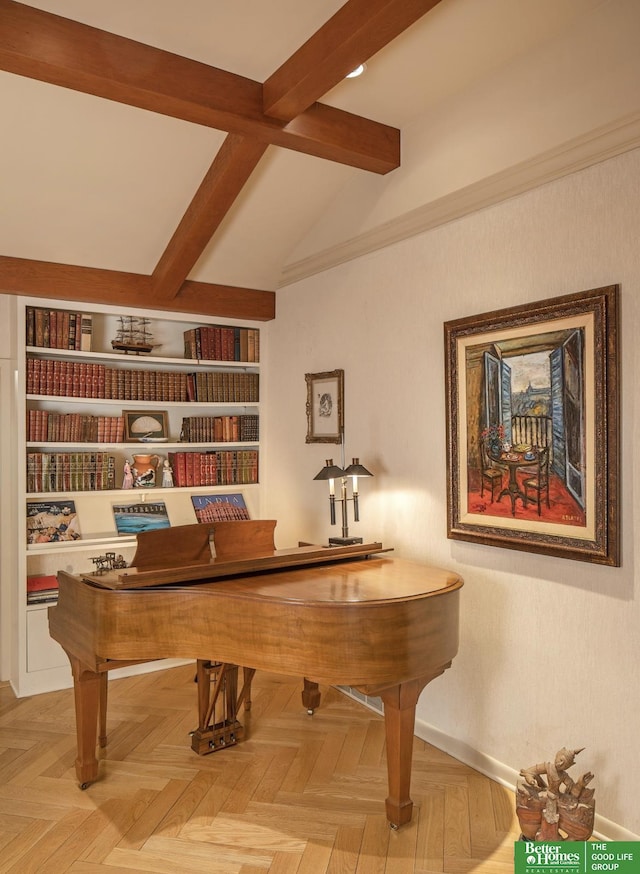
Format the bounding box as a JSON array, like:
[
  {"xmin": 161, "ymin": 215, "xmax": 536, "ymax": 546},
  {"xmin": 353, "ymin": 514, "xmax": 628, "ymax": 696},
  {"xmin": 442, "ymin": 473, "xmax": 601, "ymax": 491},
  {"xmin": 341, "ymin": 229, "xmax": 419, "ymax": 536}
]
[{"xmin": 445, "ymin": 285, "xmax": 619, "ymax": 565}]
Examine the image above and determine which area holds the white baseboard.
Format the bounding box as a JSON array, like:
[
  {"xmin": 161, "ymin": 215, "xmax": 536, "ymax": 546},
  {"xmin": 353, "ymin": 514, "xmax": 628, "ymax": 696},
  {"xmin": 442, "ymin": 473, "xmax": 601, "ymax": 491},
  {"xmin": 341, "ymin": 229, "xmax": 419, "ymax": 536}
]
[
  {"xmin": 414, "ymin": 716, "xmax": 640, "ymax": 843},
  {"xmin": 337, "ymin": 691, "xmax": 639, "ymax": 842}
]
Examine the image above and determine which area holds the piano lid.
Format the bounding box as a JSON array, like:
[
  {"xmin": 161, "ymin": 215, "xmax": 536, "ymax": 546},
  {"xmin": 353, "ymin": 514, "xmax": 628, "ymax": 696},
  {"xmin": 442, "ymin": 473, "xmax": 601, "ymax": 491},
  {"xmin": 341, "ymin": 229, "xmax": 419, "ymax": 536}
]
[{"xmin": 76, "ymin": 542, "xmax": 391, "ymax": 590}]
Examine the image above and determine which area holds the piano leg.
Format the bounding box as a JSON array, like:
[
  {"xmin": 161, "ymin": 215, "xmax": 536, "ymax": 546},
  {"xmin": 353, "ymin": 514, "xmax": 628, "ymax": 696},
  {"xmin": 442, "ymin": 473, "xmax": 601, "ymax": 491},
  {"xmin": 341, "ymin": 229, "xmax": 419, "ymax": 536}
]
[
  {"xmin": 379, "ymin": 668, "xmax": 451, "ymax": 829},
  {"xmin": 98, "ymin": 673, "xmax": 108, "ymax": 748},
  {"xmin": 68, "ymin": 655, "xmax": 102, "ymax": 788},
  {"xmin": 302, "ymin": 678, "xmax": 322, "ymax": 714}
]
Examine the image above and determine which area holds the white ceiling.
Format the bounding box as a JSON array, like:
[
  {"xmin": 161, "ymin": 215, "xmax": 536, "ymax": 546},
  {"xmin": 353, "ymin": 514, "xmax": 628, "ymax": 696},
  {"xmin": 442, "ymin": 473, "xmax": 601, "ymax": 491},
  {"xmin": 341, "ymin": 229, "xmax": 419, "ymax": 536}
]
[{"xmin": 0, "ymin": 0, "xmax": 629, "ymax": 294}]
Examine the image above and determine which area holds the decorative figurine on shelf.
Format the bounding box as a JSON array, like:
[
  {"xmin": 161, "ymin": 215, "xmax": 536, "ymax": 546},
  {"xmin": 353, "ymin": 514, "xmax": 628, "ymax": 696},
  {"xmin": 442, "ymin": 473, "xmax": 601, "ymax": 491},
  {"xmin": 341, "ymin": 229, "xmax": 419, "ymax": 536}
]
[
  {"xmin": 161, "ymin": 458, "xmax": 174, "ymax": 488},
  {"xmin": 516, "ymin": 747, "xmax": 595, "ymax": 841},
  {"xmin": 111, "ymin": 315, "xmax": 158, "ymax": 354},
  {"xmin": 122, "ymin": 459, "xmax": 134, "ymax": 489}
]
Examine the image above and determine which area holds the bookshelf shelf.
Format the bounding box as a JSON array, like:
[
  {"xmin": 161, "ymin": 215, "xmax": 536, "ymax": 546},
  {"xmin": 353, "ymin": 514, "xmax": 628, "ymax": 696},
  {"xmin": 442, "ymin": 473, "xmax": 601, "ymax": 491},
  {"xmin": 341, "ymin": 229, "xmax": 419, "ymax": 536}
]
[
  {"xmin": 27, "ymin": 534, "xmax": 137, "ymax": 553},
  {"xmin": 27, "ymin": 440, "xmax": 259, "ymax": 450},
  {"xmin": 27, "ymin": 346, "xmax": 259, "ymax": 370},
  {"xmin": 12, "ymin": 297, "xmax": 265, "ymax": 697},
  {"xmin": 27, "ymin": 395, "xmax": 259, "ymax": 407}
]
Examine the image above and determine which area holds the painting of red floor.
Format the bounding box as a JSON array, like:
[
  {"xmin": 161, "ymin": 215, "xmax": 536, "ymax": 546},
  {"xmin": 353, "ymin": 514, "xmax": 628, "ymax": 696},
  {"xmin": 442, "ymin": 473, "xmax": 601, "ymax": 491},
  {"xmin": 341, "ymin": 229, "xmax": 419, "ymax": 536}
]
[{"xmin": 467, "ymin": 469, "xmax": 586, "ymax": 526}]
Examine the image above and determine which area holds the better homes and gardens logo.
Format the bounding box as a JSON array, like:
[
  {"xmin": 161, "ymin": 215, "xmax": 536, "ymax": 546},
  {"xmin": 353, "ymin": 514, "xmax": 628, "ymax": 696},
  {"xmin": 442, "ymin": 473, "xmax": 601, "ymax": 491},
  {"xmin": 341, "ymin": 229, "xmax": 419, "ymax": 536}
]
[{"xmin": 515, "ymin": 842, "xmax": 637, "ymax": 874}]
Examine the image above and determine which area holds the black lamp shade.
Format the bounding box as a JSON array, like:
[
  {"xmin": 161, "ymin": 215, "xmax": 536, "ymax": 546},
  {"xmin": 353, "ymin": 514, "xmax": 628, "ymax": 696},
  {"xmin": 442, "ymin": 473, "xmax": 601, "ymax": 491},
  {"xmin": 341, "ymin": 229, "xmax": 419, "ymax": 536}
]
[
  {"xmin": 343, "ymin": 458, "xmax": 373, "ymax": 478},
  {"xmin": 313, "ymin": 459, "xmax": 345, "ymax": 480}
]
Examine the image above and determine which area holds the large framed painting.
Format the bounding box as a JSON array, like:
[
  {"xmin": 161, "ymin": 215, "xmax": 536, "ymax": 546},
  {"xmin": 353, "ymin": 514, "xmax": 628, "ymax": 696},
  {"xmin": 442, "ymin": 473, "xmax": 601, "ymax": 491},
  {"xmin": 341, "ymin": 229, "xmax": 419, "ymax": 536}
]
[
  {"xmin": 305, "ymin": 369, "xmax": 344, "ymax": 443},
  {"xmin": 444, "ymin": 285, "xmax": 619, "ymax": 565}
]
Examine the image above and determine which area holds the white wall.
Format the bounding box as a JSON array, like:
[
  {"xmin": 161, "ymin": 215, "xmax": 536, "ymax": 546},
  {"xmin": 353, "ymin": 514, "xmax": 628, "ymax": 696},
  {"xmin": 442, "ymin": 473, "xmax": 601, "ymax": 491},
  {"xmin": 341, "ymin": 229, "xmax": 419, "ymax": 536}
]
[{"xmin": 263, "ymin": 147, "xmax": 640, "ymax": 839}]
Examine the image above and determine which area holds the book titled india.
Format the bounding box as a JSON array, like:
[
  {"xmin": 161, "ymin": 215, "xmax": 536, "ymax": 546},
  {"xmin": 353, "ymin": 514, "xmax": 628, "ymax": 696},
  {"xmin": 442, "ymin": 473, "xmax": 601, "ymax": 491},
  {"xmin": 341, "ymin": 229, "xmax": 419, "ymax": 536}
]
[{"xmin": 191, "ymin": 493, "xmax": 250, "ymax": 523}]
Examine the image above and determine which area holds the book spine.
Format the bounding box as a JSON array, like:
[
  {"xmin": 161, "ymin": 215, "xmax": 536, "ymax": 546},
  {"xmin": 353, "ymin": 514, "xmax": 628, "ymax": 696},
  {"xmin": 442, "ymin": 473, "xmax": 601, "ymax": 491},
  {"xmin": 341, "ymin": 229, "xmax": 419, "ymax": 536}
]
[
  {"xmin": 25, "ymin": 307, "xmax": 35, "ymax": 347},
  {"xmin": 80, "ymin": 314, "xmax": 93, "ymax": 351}
]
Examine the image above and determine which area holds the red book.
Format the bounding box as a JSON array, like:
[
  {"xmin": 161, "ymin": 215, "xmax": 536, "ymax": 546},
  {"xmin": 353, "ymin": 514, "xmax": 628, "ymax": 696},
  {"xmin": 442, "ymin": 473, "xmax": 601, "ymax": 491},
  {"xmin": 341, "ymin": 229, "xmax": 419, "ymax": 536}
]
[{"xmin": 27, "ymin": 574, "xmax": 58, "ymax": 593}]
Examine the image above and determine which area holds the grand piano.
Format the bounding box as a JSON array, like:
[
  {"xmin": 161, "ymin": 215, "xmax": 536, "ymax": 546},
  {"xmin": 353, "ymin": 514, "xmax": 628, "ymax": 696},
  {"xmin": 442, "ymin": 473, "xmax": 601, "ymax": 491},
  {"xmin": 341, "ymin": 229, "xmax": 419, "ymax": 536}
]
[{"xmin": 48, "ymin": 535, "xmax": 462, "ymax": 829}]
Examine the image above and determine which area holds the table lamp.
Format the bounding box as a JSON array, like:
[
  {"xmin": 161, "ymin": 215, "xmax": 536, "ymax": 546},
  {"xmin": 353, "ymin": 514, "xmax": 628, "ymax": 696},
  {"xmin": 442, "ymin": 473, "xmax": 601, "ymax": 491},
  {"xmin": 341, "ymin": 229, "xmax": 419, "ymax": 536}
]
[{"xmin": 314, "ymin": 457, "xmax": 373, "ymax": 545}]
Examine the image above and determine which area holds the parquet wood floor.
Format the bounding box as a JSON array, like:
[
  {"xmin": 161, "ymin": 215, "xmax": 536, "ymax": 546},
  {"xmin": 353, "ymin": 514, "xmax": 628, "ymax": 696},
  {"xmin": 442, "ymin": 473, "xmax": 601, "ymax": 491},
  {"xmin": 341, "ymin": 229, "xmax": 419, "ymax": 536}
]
[{"xmin": 0, "ymin": 666, "xmax": 521, "ymax": 873}]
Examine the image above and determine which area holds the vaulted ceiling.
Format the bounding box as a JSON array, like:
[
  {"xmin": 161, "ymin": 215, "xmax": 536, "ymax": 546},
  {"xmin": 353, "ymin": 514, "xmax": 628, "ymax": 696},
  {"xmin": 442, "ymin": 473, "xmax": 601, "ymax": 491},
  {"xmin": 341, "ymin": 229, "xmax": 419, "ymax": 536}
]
[{"xmin": 1, "ymin": 0, "xmax": 635, "ymax": 320}]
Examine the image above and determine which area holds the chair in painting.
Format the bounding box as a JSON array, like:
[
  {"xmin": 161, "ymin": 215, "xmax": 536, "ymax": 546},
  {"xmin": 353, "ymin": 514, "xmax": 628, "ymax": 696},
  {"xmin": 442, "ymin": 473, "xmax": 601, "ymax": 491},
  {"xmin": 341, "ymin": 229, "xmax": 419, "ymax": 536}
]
[
  {"xmin": 522, "ymin": 445, "xmax": 551, "ymax": 515},
  {"xmin": 480, "ymin": 438, "xmax": 505, "ymax": 502}
]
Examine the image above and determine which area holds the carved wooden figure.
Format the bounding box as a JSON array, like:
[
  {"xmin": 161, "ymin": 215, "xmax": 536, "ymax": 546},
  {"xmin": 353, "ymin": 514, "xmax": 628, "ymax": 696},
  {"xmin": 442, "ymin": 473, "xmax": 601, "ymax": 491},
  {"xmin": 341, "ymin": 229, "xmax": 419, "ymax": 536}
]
[{"xmin": 516, "ymin": 747, "xmax": 595, "ymax": 841}]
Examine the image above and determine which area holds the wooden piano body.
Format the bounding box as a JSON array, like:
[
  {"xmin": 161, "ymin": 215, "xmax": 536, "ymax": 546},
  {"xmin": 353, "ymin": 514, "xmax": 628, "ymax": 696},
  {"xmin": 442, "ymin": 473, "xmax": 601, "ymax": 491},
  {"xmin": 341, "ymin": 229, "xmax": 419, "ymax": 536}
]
[{"xmin": 49, "ymin": 542, "xmax": 462, "ymax": 828}]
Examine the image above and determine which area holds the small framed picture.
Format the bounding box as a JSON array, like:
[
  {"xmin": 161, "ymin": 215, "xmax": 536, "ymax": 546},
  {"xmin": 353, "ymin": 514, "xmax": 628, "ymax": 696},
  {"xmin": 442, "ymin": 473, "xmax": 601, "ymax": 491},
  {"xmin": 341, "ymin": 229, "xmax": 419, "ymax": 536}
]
[
  {"xmin": 305, "ymin": 369, "xmax": 344, "ymax": 444},
  {"xmin": 123, "ymin": 410, "xmax": 169, "ymax": 442}
]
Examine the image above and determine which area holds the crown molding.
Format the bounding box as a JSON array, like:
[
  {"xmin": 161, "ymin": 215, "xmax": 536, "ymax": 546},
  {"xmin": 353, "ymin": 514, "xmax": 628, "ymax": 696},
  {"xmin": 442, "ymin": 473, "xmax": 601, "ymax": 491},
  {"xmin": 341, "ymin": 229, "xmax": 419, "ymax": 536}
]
[{"xmin": 278, "ymin": 111, "xmax": 640, "ymax": 288}]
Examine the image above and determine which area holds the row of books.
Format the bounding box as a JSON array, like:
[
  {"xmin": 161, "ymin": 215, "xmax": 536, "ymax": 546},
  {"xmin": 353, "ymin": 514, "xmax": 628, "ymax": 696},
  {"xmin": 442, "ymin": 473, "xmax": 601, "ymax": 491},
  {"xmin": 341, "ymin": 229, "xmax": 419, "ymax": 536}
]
[
  {"xmin": 187, "ymin": 371, "xmax": 259, "ymax": 403},
  {"xmin": 26, "ymin": 409, "xmax": 260, "ymax": 446},
  {"xmin": 183, "ymin": 325, "xmax": 260, "ymax": 362},
  {"xmin": 26, "ymin": 358, "xmax": 260, "ymax": 403},
  {"xmin": 25, "ymin": 306, "xmax": 261, "ymax": 364},
  {"xmin": 27, "ymin": 358, "xmax": 190, "ymax": 401},
  {"xmin": 27, "ymin": 410, "xmax": 125, "ymax": 443},
  {"xmin": 27, "ymin": 452, "xmax": 116, "ymax": 493},
  {"xmin": 26, "ymin": 306, "xmax": 93, "ymax": 351},
  {"xmin": 168, "ymin": 449, "xmax": 259, "ymax": 487},
  {"xmin": 180, "ymin": 415, "xmax": 259, "ymax": 443},
  {"xmin": 26, "ymin": 450, "xmax": 258, "ymax": 492}
]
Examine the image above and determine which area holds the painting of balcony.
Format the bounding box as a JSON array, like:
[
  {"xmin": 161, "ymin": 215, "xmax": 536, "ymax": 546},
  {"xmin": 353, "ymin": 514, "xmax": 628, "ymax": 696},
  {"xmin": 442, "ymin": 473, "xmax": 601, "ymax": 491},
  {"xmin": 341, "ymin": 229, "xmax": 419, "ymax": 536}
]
[{"xmin": 464, "ymin": 327, "xmax": 587, "ymax": 527}]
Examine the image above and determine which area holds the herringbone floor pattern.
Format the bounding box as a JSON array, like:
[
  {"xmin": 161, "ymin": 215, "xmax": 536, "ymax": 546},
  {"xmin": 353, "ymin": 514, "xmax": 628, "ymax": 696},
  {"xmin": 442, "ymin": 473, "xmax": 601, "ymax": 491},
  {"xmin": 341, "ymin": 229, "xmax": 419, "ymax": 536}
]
[{"xmin": 0, "ymin": 665, "xmax": 520, "ymax": 873}]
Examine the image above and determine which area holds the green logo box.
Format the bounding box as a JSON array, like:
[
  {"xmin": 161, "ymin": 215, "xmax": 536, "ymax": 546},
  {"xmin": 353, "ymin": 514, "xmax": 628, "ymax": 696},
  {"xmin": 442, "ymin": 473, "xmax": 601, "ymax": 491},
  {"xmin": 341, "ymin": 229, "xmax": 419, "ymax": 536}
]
[{"xmin": 515, "ymin": 841, "xmax": 638, "ymax": 873}]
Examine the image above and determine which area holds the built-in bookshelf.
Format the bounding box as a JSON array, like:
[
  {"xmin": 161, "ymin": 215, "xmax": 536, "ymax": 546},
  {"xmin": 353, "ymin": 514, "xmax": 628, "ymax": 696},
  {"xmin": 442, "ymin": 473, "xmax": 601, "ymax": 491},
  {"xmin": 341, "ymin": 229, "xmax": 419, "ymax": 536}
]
[{"xmin": 12, "ymin": 297, "xmax": 264, "ymax": 697}]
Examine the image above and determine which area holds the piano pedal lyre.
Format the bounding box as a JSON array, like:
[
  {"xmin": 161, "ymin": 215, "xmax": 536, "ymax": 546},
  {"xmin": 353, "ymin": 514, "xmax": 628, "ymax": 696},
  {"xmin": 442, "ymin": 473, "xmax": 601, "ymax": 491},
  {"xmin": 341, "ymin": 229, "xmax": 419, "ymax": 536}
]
[{"xmin": 190, "ymin": 660, "xmax": 255, "ymax": 756}]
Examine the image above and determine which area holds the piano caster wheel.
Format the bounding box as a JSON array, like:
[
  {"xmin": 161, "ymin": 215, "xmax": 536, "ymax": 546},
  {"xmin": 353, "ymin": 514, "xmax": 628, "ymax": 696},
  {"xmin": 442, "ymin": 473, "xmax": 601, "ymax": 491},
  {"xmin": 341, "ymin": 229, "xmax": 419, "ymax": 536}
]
[
  {"xmin": 307, "ymin": 708, "xmax": 314, "ymax": 715},
  {"xmin": 80, "ymin": 782, "xmax": 90, "ymax": 790},
  {"xmin": 389, "ymin": 822, "xmax": 399, "ymax": 830}
]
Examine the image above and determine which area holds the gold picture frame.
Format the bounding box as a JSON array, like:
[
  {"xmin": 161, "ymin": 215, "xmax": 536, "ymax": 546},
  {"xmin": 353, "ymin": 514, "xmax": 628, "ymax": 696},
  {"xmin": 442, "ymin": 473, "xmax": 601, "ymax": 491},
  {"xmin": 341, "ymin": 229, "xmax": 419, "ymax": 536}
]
[
  {"xmin": 444, "ymin": 285, "xmax": 620, "ymax": 565},
  {"xmin": 123, "ymin": 410, "xmax": 169, "ymax": 442},
  {"xmin": 305, "ymin": 369, "xmax": 344, "ymax": 444}
]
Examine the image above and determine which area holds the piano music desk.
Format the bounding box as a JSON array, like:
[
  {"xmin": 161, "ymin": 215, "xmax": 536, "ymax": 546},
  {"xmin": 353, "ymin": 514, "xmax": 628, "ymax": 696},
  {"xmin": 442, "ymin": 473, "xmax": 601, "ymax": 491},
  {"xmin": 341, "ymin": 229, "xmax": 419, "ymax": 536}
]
[{"xmin": 49, "ymin": 547, "xmax": 462, "ymax": 829}]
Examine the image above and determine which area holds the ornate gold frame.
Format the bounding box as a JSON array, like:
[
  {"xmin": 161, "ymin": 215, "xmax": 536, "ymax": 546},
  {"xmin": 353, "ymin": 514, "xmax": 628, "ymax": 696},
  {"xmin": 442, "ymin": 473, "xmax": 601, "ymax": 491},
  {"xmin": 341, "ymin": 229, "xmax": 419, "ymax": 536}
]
[
  {"xmin": 305, "ymin": 369, "xmax": 344, "ymax": 444},
  {"xmin": 444, "ymin": 285, "xmax": 620, "ymax": 565}
]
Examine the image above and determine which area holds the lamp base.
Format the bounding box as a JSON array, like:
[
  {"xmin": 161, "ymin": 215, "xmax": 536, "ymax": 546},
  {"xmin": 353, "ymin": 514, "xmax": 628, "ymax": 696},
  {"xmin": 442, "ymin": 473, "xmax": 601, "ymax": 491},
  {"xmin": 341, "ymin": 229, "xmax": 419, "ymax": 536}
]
[{"xmin": 328, "ymin": 536, "xmax": 363, "ymax": 546}]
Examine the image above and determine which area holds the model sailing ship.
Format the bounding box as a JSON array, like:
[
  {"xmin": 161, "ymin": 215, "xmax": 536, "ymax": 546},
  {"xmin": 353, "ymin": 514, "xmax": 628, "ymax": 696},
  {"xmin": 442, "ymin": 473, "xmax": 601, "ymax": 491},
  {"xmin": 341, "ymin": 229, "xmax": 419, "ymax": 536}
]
[{"xmin": 111, "ymin": 316, "xmax": 158, "ymax": 354}]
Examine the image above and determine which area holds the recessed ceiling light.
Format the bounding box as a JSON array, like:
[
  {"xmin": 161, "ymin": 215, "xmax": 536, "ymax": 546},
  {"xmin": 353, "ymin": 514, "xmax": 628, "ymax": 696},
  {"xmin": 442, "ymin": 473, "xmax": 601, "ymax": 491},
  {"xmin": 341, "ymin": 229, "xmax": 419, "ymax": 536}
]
[{"xmin": 346, "ymin": 63, "xmax": 366, "ymax": 79}]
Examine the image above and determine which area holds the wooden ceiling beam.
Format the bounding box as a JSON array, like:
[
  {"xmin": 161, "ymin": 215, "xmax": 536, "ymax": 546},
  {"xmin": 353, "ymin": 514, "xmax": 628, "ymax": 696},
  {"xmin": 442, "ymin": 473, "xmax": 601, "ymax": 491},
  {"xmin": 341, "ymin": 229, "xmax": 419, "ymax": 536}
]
[
  {"xmin": 0, "ymin": 257, "xmax": 276, "ymax": 321},
  {"xmin": 0, "ymin": 0, "xmax": 399, "ymax": 175},
  {"xmin": 0, "ymin": 1, "xmax": 443, "ymax": 310},
  {"xmin": 147, "ymin": 2, "xmax": 442, "ymax": 302},
  {"xmin": 264, "ymin": 0, "xmax": 444, "ymax": 121},
  {"xmin": 152, "ymin": 135, "xmax": 268, "ymax": 301}
]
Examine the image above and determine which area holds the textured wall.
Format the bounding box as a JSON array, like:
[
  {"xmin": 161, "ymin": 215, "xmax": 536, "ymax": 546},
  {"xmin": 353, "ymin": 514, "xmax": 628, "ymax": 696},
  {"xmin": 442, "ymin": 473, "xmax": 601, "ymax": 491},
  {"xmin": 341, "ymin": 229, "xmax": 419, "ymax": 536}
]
[{"xmin": 264, "ymin": 147, "xmax": 640, "ymax": 838}]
